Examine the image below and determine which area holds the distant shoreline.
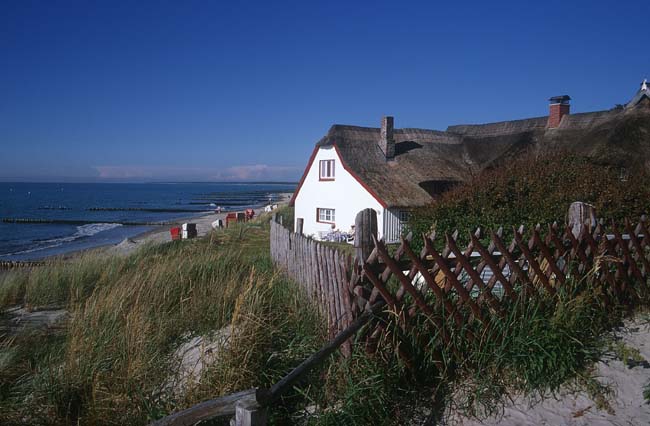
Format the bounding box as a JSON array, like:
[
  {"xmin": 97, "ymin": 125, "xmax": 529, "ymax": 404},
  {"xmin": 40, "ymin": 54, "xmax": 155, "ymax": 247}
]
[
  {"xmin": 0, "ymin": 182, "xmax": 295, "ymax": 264},
  {"xmin": 0, "ymin": 180, "xmax": 300, "ymax": 185},
  {"xmin": 2, "ymin": 192, "xmax": 292, "ymax": 265}
]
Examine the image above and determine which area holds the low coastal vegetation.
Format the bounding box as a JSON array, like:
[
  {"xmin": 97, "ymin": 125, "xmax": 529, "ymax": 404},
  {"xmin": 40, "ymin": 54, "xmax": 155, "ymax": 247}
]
[
  {"xmin": 406, "ymin": 151, "xmax": 650, "ymax": 248},
  {"xmin": 0, "ymin": 219, "xmax": 325, "ymax": 425}
]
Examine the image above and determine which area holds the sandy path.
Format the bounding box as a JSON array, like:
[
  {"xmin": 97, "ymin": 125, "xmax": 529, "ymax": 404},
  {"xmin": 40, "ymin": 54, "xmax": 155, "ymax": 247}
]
[{"xmin": 444, "ymin": 316, "xmax": 650, "ymax": 426}]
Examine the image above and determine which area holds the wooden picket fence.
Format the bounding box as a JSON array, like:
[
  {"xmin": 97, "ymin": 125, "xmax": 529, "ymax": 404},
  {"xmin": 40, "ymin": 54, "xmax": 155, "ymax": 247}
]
[{"xmin": 269, "ymin": 218, "xmax": 353, "ymax": 353}]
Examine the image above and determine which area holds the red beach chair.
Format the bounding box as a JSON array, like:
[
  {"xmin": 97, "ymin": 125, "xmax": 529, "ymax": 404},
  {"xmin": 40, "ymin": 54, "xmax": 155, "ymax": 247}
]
[
  {"xmin": 225, "ymin": 212, "xmax": 238, "ymax": 228},
  {"xmin": 170, "ymin": 227, "xmax": 181, "ymax": 241}
]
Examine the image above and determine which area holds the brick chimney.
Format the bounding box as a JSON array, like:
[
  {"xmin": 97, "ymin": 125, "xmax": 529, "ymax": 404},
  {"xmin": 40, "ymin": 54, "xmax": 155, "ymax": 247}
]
[
  {"xmin": 380, "ymin": 116, "xmax": 395, "ymax": 159},
  {"xmin": 547, "ymin": 95, "xmax": 571, "ymax": 128}
]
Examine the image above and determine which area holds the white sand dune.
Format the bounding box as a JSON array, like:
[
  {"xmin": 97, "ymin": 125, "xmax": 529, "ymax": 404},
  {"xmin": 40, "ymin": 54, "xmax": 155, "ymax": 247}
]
[{"xmin": 445, "ymin": 316, "xmax": 650, "ymax": 426}]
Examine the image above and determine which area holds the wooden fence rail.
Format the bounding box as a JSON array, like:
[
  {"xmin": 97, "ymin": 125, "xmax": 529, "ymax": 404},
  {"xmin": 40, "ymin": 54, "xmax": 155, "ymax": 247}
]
[{"xmin": 270, "ymin": 217, "xmax": 353, "ymax": 343}]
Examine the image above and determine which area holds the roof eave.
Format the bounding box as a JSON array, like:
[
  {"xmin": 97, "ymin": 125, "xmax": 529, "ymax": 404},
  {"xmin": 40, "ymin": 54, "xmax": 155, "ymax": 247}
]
[{"xmin": 626, "ymin": 91, "xmax": 650, "ymax": 109}]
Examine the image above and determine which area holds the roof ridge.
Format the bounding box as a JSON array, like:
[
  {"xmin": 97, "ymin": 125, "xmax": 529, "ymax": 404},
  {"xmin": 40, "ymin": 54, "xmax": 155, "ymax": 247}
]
[{"xmin": 446, "ymin": 115, "xmax": 548, "ymax": 131}]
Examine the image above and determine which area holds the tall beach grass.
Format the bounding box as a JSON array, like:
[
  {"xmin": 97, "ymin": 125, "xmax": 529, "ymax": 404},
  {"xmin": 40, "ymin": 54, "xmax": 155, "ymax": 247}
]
[{"xmin": 0, "ymin": 222, "xmax": 325, "ymax": 425}]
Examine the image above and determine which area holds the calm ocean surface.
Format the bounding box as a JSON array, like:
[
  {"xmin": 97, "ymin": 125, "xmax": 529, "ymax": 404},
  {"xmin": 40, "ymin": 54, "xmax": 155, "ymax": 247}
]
[{"xmin": 0, "ymin": 182, "xmax": 295, "ymax": 261}]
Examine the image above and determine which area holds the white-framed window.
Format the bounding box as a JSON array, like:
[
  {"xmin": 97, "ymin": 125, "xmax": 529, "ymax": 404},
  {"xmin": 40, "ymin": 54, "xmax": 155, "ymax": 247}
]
[
  {"xmin": 317, "ymin": 208, "xmax": 335, "ymax": 223},
  {"xmin": 319, "ymin": 159, "xmax": 335, "ymax": 180}
]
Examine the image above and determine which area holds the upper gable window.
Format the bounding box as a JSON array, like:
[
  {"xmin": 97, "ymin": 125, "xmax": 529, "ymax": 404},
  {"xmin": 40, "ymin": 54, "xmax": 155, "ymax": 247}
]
[{"xmin": 319, "ymin": 159, "xmax": 335, "ymax": 180}]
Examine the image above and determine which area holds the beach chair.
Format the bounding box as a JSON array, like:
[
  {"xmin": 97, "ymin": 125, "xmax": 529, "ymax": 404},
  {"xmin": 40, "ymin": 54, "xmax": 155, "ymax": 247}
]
[{"xmin": 225, "ymin": 212, "xmax": 237, "ymax": 228}]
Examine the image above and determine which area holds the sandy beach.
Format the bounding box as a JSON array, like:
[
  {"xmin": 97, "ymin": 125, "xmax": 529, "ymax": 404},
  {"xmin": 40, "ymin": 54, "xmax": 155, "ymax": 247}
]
[{"xmin": 104, "ymin": 192, "xmax": 292, "ymax": 257}]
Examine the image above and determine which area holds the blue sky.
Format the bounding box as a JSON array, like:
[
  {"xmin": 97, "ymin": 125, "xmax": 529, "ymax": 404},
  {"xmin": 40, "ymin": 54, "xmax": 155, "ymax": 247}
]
[{"xmin": 1, "ymin": 0, "xmax": 649, "ymax": 182}]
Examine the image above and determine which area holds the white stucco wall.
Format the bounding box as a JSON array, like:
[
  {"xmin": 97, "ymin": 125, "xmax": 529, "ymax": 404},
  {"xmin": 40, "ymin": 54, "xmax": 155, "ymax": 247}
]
[{"xmin": 293, "ymin": 146, "xmax": 385, "ymax": 240}]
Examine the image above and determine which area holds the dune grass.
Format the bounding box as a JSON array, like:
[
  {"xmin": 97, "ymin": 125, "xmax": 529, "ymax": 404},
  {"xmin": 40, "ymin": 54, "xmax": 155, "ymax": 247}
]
[
  {"xmin": 0, "ymin": 222, "xmax": 325, "ymax": 425},
  {"xmin": 1, "ymin": 215, "xmax": 646, "ymax": 425}
]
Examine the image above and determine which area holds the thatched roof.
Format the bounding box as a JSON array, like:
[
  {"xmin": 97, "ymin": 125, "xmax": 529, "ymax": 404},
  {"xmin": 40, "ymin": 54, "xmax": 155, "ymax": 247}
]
[
  {"xmin": 293, "ymin": 90, "xmax": 650, "ymax": 209},
  {"xmin": 316, "ymin": 126, "xmax": 467, "ymax": 207},
  {"xmin": 626, "ymin": 82, "xmax": 650, "ymax": 109}
]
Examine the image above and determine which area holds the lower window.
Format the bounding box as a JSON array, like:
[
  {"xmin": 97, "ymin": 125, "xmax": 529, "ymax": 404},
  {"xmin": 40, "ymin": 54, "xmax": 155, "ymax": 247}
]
[{"xmin": 317, "ymin": 208, "xmax": 335, "ymax": 223}]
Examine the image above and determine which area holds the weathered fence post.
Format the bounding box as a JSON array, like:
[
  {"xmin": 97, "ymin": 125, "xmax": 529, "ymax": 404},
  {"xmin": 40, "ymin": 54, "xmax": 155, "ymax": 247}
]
[
  {"xmin": 567, "ymin": 201, "xmax": 596, "ymax": 237},
  {"xmin": 296, "ymin": 218, "xmax": 304, "ymax": 234},
  {"xmin": 355, "ymin": 208, "xmax": 378, "ymax": 262},
  {"xmin": 231, "ymin": 401, "xmax": 267, "ymax": 426}
]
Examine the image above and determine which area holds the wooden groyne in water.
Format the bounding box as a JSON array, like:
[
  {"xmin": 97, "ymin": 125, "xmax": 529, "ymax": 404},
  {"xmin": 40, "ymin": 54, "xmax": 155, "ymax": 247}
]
[
  {"xmin": 0, "ymin": 260, "xmax": 43, "ymax": 270},
  {"xmin": 2, "ymin": 218, "xmax": 170, "ymax": 226},
  {"xmin": 86, "ymin": 207, "xmax": 212, "ymax": 213}
]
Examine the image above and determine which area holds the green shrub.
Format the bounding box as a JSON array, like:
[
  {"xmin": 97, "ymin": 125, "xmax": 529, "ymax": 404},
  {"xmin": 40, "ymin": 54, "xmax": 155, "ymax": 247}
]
[{"xmin": 407, "ymin": 151, "xmax": 650, "ymax": 249}]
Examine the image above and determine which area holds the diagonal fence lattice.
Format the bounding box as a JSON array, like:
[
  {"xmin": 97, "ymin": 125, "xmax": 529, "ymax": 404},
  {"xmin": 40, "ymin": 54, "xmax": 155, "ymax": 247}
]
[
  {"xmin": 271, "ymin": 215, "xmax": 650, "ymax": 359},
  {"xmin": 352, "ymin": 218, "xmax": 650, "ymax": 361}
]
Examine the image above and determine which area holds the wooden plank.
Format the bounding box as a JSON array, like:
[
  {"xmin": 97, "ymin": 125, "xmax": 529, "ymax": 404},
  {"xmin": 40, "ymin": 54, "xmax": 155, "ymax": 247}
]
[
  {"xmin": 625, "ymin": 220, "xmax": 650, "ymax": 278},
  {"xmin": 267, "ymin": 302, "xmax": 385, "ymax": 402},
  {"xmin": 638, "ymin": 220, "xmax": 650, "ymax": 251},
  {"xmin": 447, "ymin": 235, "xmax": 502, "ymax": 316},
  {"xmin": 295, "ymin": 234, "xmax": 301, "ymax": 287},
  {"xmin": 302, "ymin": 237, "xmax": 311, "ymax": 300},
  {"xmin": 402, "ymin": 236, "xmax": 467, "ymax": 332},
  {"xmin": 323, "ymin": 244, "xmax": 332, "ymax": 329},
  {"xmin": 374, "ymin": 237, "xmax": 453, "ymax": 348},
  {"xmin": 330, "ymin": 249, "xmax": 342, "ymax": 333},
  {"xmin": 548, "ymin": 225, "xmax": 570, "ymax": 275},
  {"xmin": 491, "ymin": 231, "xmax": 533, "ymax": 293},
  {"xmin": 612, "ymin": 223, "xmax": 644, "ymax": 283},
  {"xmin": 606, "ymin": 234, "xmax": 629, "ymax": 295},
  {"xmin": 339, "ymin": 253, "xmax": 353, "ymax": 329},
  {"xmin": 307, "ymin": 240, "xmax": 320, "ymax": 302},
  {"xmin": 514, "ymin": 229, "xmax": 555, "ymax": 295},
  {"xmin": 234, "ymin": 402, "xmax": 267, "ymax": 426},
  {"xmin": 308, "ymin": 240, "xmax": 315, "ymax": 300},
  {"xmin": 354, "ymin": 209, "xmax": 378, "ymax": 263},
  {"xmin": 424, "ymin": 237, "xmax": 487, "ymax": 327},
  {"xmin": 565, "ymin": 225, "xmax": 590, "ymax": 265},
  {"xmin": 150, "ymin": 388, "xmax": 264, "ymax": 426},
  {"xmin": 333, "ymin": 251, "xmax": 346, "ymax": 329},
  {"xmin": 325, "ymin": 248, "xmax": 337, "ymax": 335},
  {"xmin": 363, "ymin": 262, "xmax": 399, "ymax": 311},
  {"xmin": 302, "ymin": 237, "xmax": 307, "ymax": 289},
  {"xmin": 316, "ymin": 244, "xmax": 327, "ymax": 325},
  {"xmin": 329, "ymin": 248, "xmax": 342, "ymax": 332},
  {"xmin": 533, "ymin": 230, "xmax": 566, "ymax": 285},
  {"xmin": 313, "ymin": 241, "xmax": 322, "ymax": 310},
  {"xmin": 470, "ymin": 233, "xmax": 515, "ymax": 300}
]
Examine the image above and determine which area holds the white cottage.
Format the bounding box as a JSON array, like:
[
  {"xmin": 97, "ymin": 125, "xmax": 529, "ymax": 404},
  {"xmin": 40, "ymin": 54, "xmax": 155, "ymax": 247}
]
[
  {"xmin": 290, "ymin": 116, "xmax": 463, "ymax": 243},
  {"xmin": 291, "ymin": 81, "xmax": 650, "ymax": 243}
]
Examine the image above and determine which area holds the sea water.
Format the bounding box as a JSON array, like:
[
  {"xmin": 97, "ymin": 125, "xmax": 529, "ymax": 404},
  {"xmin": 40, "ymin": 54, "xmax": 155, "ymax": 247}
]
[{"xmin": 0, "ymin": 182, "xmax": 295, "ymax": 261}]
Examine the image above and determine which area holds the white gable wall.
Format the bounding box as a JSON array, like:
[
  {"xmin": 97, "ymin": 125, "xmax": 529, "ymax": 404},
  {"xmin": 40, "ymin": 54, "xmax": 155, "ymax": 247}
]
[{"xmin": 294, "ymin": 146, "xmax": 385, "ymax": 240}]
